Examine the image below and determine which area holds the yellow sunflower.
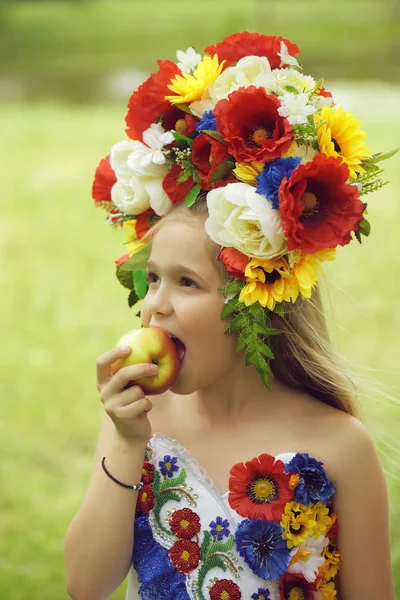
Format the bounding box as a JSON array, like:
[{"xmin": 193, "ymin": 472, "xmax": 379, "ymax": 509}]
[
  {"xmin": 233, "ymin": 161, "xmax": 264, "ymax": 185},
  {"xmin": 123, "ymin": 220, "xmax": 147, "ymax": 255},
  {"xmin": 166, "ymin": 54, "xmax": 225, "ymax": 105},
  {"xmin": 292, "ymin": 248, "xmax": 336, "ymax": 298},
  {"xmin": 280, "ymin": 502, "xmax": 317, "ymax": 548},
  {"xmin": 315, "ymin": 580, "xmax": 337, "ymax": 600},
  {"xmin": 239, "ymin": 257, "xmax": 299, "ymax": 311},
  {"xmin": 315, "ymin": 105, "xmax": 372, "ymax": 180}
]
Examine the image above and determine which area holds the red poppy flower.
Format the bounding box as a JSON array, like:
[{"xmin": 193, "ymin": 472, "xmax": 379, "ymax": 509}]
[
  {"xmin": 163, "ymin": 107, "xmax": 198, "ymax": 136},
  {"xmin": 92, "ymin": 155, "xmax": 117, "ymax": 204},
  {"xmin": 317, "ymin": 86, "xmax": 333, "ymax": 100},
  {"xmin": 192, "ymin": 133, "xmax": 236, "ymax": 190},
  {"xmin": 125, "ymin": 59, "xmax": 181, "ymax": 141},
  {"xmin": 214, "ymin": 87, "xmax": 293, "ymax": 163},
  {"xmin": 279, "ymin": 573, "xmax": 316, "ymax": 600},
  {"xmin": 168, "ymin": 539, "xmax": 201, "ymax": 574},
  {"xmin": 169, "ymin": 508, "xmax": 201, "ymax": 540},
  {"xmin": 205, "ymin": 31, "xmax": 300, "ymax": 70},
  {"xmin": 278, "ymin": 154, "xmax": 364, "ymax": 253},
  {"xmin": 162, "ymin": 163, "xmax": 194, "ymax": 204},
  {"xmin": 209, "ymin": 578, "xmax": 242, "ymax": 600},
  {"xmin": 115, "ymin": 253, "xmax": 132, "ymax": 268},
  {"xmin": 141, "ymin": 460, "xmax": 155, "ymax": 485},
  {"xmin": 136, "ymin": 484, "xmax": 154, "ymax": 514},
  {"xmin": 219, "ymin": 247, "xmax": 249, "ymax": 281},
  {"xmin": 228, "ymin": 453, "xmax": 293, "ymax": 522},
  {"xmin": 135, "ymin": 208, "xmax": 158, "ymax": 239}
]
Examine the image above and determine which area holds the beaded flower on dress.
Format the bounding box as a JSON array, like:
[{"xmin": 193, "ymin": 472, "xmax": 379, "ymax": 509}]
[{"xmin": 128, "ymin": 433, "xmax": 340, "ymax": 600}]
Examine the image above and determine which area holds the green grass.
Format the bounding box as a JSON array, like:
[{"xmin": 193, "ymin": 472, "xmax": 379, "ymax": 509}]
[{"xmin": 0, "ymin": 88, "xmax": 399, "ymax": 599}]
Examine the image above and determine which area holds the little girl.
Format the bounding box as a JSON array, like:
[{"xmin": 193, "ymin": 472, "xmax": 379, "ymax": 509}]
[{"xmin": 64, "ymin": 32, "xmax": 396, "ymax": 600}]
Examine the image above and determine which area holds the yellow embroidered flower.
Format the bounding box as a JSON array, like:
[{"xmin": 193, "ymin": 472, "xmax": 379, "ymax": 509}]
[
  {"xmin": 289, "ymin": 473, "xmax": 301, "ymax": 491},
  {"xmin": 123, "ymin": 220, "xmax": 147, "ymax": 254},
  {"xmin": 315, "ymin": 105, "xmax": 372, "ymax": 180},
  {"xmin": 233, "ymin": 161, "xmax": 264, "ymax": 184},
  {"xmin": 320, "ymin": 546, "xmax": 341, "ymax": 582},
  {"xmin": 313, "ymin": 502, "xmax": 333, "ymax": 537},
  {"xmin": 280, "ymin": 502, "xmax": 317, "ymax": 548},
  {"xmin": 292, "ymin": 248, "xmax": 336, "ymax": 298},
  {"xmin": 166, "ymin": 54, "xmax": 225, "ymax": 104},
  {"xmin": 239, "ymin": 257, "xmax": 299, "ymax": 311},
  {"xmin": 316, "ymin": 580, "xmax": 337, "ymax": 599}
]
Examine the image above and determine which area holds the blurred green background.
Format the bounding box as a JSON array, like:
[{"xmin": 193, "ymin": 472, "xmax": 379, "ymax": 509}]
[{"xmin": 1, "ymin": 1, "xmax": 399, "ymax": 598}]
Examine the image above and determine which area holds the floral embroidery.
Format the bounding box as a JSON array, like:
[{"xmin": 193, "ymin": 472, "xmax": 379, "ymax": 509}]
[
  {"xmin": 209, "ymin": 578, "xmax": 241, "ymax": 600},
  {"xmin": 284, "ymin": 454, "xmax": 336, "ymax": 505},
  {"xmin": 229, "ymin": 453, "xmax": 294, "ymax": 521},
  {"xmin": 235, "ymin": 519, "xmax": 290, "ymax": 579},
  {"xmin": 136, "ymin": 484, "xmax": 155, "ymax": 514},
  {"xmin": 287, "ymin": 535, "xmax": 328, "ymax": 582},
  {"xmin": 141, "ymin": 460, "xmax": 155, "ymax": 485},
  {"xmin": 314, "ymin": 579, "xmax": 337, "ymax": 599},
  {"xmin": 209, "ymin": 516, "xmax": 231, "ymax": 541},
  {"xmin": 313, "ymin": 502, "xmax": 333, "ymax": 537},
  {"xmin": 280, "ymin": 502, "xmax": 318, "ymax": 548},
  {"xmin": 251, "ymin": 587, "xmax": 271, "ymax": 600},
  {"xmin": 170, "ymin": 508, "xmax": 201, "ymax": 540},
  {"xmin": 159, "ymin": 454, "xmax": 180, "ymax": 478},
  {"xmin": 169, "ymin": 539, "xmax": 202, "ymax": 573}
]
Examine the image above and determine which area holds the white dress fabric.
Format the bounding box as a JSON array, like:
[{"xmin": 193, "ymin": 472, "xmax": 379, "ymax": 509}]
[{"xmin": 125, "ymin": 432, "xmax": 339, "ymax": 600}]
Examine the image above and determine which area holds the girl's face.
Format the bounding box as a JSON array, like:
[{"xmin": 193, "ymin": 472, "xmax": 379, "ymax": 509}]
[{"xmin": 140, "ymin": 219, "xmax": 240, "ymax": 395}]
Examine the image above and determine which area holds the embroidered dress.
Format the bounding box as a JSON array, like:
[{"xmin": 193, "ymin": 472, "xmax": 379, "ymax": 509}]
[{"xmin": 126, "ymin": 433, "xmax": 340, "ymax": 600}]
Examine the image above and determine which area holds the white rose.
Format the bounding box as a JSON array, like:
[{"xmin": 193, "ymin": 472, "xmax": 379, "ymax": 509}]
[
  {"xmin": 205, "ymin": 182, "xmax": 287, "ymax": 261},
  {"xmin": 111, "ymin": 174, "xmax": 172, "ymax": 216},
  {"xmin": 189, "ymin": 56, "xmax": 272, "ymax": 117}
]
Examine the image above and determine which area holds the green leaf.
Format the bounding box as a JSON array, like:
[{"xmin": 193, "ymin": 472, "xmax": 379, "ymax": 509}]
[
  {"xmin": 284, "ymin": 85, "xmax": 298, "ymax": 93},
  {"xmin": 201, "ymin": 129, "xmax": 225, "ymax": 144},
  {"xmin": 177, "ymin": 170, "xmax": 193, "ymax": 183},
  {"xmin": 220, "ymin": 299, "xmax": 241, "ymax": 320},
  {"xmin": 237, "ymin": 332, "xmax": 247, "ymax": 353},
  {"xmin": 273, "ymin": 302, "xmax": 285, "ymax": 318},
  {"xmin": 359, "ymin": 218, "xmax": 371, "ymax": 237},
  {"xmin": 159, "ymin": 468, "xmax": 187, "ymax": 493},
  {"xmin": 209, "ymin": 160, "xmax": 235, "ymax": 183},
  {"xmin": 175, "ymin": 103, "xmax": 194, "ymax": 116},
  {"xmin": 225, "ymin": 312, "xmax": 247, "ymax": 333},
  {"xmin": 133, "ymin": 269, "xmax": 148, "ymax": 300},
  {"xmin": 220, "ymin": 279, "xmax": 245, "ymax": 297},
  {"xmin": 354, "ymin": 230, "xmax": 362, "ymax": 244},
  {"xmin": 128, "ymin": 289, "xmax": 139, "ymax": 308},
  {"xmin": 116, "ymin": 244, "xmax": 152, "ymax": 290},
  {"xmin": 200, "ymin": 530, "xmax": 213, "ymax": 561},
  {"xmin": 366, "ymin": 147, "xmax": 399, "ymax": 165},
  {"xmin": 183, "ymin": 183, "xmax": 201, "ymax": 207},
  {"xmin": 172, "ymin": 131, "xmax": 193, "ymax": 147}
]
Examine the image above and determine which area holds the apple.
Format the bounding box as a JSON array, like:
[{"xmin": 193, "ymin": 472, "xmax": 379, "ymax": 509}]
[{"xmin": 110, "ymin": 327, "xmax": 182, "ymax": 395}]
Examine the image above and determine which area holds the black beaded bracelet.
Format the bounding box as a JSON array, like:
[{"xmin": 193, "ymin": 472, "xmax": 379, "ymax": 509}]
[{"xmin": 101, "ymin": 457, "xmax": 144, "ymax": 491}]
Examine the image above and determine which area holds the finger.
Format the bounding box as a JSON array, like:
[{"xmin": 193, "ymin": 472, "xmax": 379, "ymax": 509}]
[
  {"xmin": 96, "ymin": 346, "xmax": 131, "ymax": 388},
  {"xmin": 106, "ymin": 363, "xmax": 158, "ymax": 396},
  {"xmin": 103, "ymin": 385, "xmax": 145, "ymax": 411},
  {"xmin": 113, "ymin": 397, "xmax": 153, "ymax": 420}
]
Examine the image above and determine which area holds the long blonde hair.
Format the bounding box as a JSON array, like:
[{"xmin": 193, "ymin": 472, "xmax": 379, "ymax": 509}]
[{"xmin": 142, "ymin": 194, "xmax": 362, "ymax": 420}]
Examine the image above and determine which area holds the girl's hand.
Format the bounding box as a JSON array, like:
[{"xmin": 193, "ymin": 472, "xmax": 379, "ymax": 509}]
[{"xmin": 96, "ymin": 347, "xmax": 158, "ymax": 444}]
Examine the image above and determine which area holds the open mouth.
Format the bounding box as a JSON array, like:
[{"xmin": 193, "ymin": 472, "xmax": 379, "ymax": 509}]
[{"xmin": 169, "ymin": 335, "xmax": 186, "ymax": 362}]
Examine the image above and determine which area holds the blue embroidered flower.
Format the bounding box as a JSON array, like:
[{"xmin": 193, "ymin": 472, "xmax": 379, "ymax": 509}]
[
  {"xmin": 133, "ymin": 513, "xmax": 190, "ymax": 600},
  {"xmin": 251, "ymin": 588, "xmax": 271, "ymax": 600},
  {"xmin": 196, "ymin": 110, "xmax": 217, "ymax": 132},
  {"xmin": 256, "ymin": 157, "xmax": 301, "ymax": 208},
  {"xmin": 235, "ymin": 519, "xmax": 290, "ymax": 580},
  {"xmin": 285, "ymin": 453, "xmax": 336, "ymax": 505},
  {"xmin": 209, "ymin": 516, "xmax": 231, "ymax": 540},
  {"xmin": 159, "ymin": 455, "xmax": 180, "ymax": 478}
]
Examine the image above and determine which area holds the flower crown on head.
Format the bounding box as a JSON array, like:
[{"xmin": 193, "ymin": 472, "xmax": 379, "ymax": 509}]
[{"xmin": 92, "ymin": 31, "xmax": 397, "ymax": 389}]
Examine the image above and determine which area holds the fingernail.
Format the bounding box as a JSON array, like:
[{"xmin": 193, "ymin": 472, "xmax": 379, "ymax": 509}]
[
  {"xmin": 150, "ymin": 364, "xmax": 159, "ymax": 373},
  {"xmin": 119, "ymin": 346, "xmax": 131, "ymax": 352}
]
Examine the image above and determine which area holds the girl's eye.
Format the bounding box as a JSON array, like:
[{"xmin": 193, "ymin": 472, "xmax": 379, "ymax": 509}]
[{"xmin": 145, "ymin": 272, "xmax": 198, "ymax": 288}]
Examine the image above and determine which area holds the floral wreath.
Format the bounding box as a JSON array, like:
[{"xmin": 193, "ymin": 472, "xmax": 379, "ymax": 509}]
[{"xmin": 92, "ymin": 31, "xmax": 396, "ymax": 389}]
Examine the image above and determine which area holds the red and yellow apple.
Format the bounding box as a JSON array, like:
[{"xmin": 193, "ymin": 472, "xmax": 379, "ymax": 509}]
[{"xmin": 110, "ymin": 327, "xmax": 182, "ymax": 395}]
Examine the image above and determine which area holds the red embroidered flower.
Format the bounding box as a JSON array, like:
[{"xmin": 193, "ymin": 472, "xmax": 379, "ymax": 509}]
[
  {"xmin": 327, "ymin": 513, "xmax": 339, "ymax": 542},
  {"xmin": 141, "ymin": 460, "xmax": 155, "ymax": 485},
  {"xmin": 205, "ymin": 32, "xmax": 300, "ymax": 70},
  {"xmin": 278, "ymin": 154, "xmax": 364, "ymax": 253},
  {"xmin": 162, "ymin": 163, "xmax": 195, "ymax": 204},
  {"xmin": 219, "ymin": 248, "xmax": 249, "ymax": 281},
  {"xmin": 125, "ymin": 59, "xmax": 181, "ymax": 141},
  {"xmin": 169, "ymin": 508, "xmax": 201, "ymax": 540},
  {"xmin": 136, "ymin": 484, "xmax": 154, "ymax": 514},
  {"xmin": 135, "ymin": 208, "xmax": 158, "ymax": 239},
  {"xmin": 214, "ymin": 87, "xmax": 293, "ymax": 164},
  {"xmin": 279, "ymin": 573, "xmax": 316, "ymax": 600},
  {"xmin": 228, "ymin": 453, "xmax": 293, "ymax": 522},
  {"xmin": 92, "ymin": 155, "xmax": 117, "ymax": 204},
  {"xmin": 168, "ymin": 539, "xmax": 201, "ymax": 573},
  {"xmin": 209, "ymin": 578, "xmax": 242, "ymax": 600},
  {"xmin": 191, "ymin": 133, "xmax": 236, "ymax": 190},
  {"xmin": 115, "ymin": 253, "xmax": 132, "ymax": 268}
]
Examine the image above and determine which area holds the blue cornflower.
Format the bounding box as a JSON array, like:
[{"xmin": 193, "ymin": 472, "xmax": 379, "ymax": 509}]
[
  {"xmin": 256, "ymin": 156, "xmax": 301, "ymax": 208},
  {"xmin": 285, "ymin": 453, "xmax": 336, "ymax": 505},
  {"xmin": 251, "ymin": 588, "xmax": 271, "ymax": 600},
  {"xmin": 209, "ymin": 516, "xmax": 231, "ymax": 541},
  {"xmin": 235, "ymin": 519, "xmax": 290, "ymax": 580},
  {"xmin": 159, "ymin": 455, "xmax": 180, "ymax": 478},
  {"xmin": 196, "ymin": 110, "xmax": 217, "ymax": 132}
]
